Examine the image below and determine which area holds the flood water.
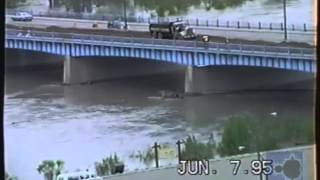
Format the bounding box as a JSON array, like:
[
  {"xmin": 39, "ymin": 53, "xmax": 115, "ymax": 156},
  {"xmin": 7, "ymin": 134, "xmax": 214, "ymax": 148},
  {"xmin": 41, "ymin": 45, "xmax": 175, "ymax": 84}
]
[{"xmin": 4, "ymin": 51, "xmax": 315, "ymax": 179}]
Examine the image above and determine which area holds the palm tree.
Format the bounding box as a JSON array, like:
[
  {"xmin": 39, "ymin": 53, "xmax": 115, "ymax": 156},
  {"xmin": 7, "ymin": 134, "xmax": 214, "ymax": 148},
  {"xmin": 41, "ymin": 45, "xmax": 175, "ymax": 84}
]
[{"xmin": 37, "ymin": 160, "xmax": 64, "ymax": 180}]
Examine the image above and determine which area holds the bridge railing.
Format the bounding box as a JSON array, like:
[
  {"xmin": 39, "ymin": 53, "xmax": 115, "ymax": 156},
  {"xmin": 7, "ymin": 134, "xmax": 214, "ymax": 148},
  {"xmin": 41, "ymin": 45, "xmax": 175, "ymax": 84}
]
[
  {"xmin": 5, "ymin": 9, "xmax": 316, "ymax": 32},
  {"xmin": 5, "ymin": 29, "xmax": 315, "ymax": 58}
]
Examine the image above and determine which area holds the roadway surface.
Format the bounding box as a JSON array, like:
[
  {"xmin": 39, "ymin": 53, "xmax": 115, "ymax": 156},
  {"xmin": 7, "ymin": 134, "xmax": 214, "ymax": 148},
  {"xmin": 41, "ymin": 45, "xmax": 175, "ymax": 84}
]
[{"xmin": 5, "ymin": 15, "xmax": 316, "ymax": 46}]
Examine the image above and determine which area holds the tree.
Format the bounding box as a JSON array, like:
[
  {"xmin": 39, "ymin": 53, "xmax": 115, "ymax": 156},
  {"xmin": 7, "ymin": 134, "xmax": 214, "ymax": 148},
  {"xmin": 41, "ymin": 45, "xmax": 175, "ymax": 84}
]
[
  {"xmin": 217, "ymin": 114, "xmax": 252, "ymax": 156},
  {"xmin": 6, "ymin": 0, "xmax": 27, "ymax": 8},
  {"xmin": 37, "ymin": 160, "xmax": 64, "ymax": 180},
  {"xmin": 95, "ymin": 154, "xmax": 124, "ymax": 176},
  {"xmin": 180, "ymin": 135, "xmax": 215, "ymax": 161},
  {"xmin": 5, "ymin": 171, "xmax": 18, "ymax": 180}
]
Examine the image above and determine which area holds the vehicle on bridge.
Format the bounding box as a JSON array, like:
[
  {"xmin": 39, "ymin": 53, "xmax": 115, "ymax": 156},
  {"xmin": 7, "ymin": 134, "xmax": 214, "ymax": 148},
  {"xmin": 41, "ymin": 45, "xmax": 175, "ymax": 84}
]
[
  {"xmin": 107, "ymin": 20, "xmax": 127, "ymax": 30},
  {"xmin": 11, "ymin": 12, "xmax": 33, "ymax": 22},
  {"xmin": 56, "ymin": 170, "xmax": 98, "ymax": 180},
  {"xmin": 149, "ymin": 21, "xmax": 196, "ymax": 40}
]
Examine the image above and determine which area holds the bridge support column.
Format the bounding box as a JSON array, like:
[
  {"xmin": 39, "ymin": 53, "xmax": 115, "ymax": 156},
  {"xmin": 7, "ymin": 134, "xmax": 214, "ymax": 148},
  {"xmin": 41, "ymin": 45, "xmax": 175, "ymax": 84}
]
[
  {"xmin": 184, "ymin": 66, "xmax": 209, "ymax": 95},
  {"xmin": 63, "ymin": 55, "xmax": 71, "ymax": 84}
]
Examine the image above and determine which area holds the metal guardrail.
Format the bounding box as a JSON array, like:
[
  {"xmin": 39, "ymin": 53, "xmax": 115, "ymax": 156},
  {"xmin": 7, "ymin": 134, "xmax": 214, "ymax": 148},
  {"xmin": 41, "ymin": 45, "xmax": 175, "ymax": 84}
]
[
  {"xmin": 5, "ymin": 29, "xmax": 315, "ymax": 58},
  {"xmin": 5, "ymin": 10, "xmax": 316, "ymax": 32}
]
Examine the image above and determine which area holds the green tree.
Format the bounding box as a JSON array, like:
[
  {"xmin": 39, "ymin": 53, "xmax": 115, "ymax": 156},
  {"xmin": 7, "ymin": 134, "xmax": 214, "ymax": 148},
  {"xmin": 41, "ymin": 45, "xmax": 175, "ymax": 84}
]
[
  {"xmin": 217, "ymin": 114, "xmax": 253, "ymax": 156},
  {"xmin": 6, "ymin": 0, "xmax": 27, "ymax": 8},
  {"xmin": 37, "ymin": 160, "xmax": 64, "ymax": 180},
  {"xmin": 5, "ymin": 171, "xmax": 18, "ymax": 180},
  {"xmin": 95, "ymin": 153, "xmax": 124, "ymax": 176},
  {"xmin": 181, "ymin": 135, "xmax": 215, "ymax": 161}
]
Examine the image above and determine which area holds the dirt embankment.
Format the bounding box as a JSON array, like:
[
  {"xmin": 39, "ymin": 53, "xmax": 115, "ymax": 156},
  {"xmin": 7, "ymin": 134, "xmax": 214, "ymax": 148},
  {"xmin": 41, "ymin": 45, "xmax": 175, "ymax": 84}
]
[{"xmin": 6, "ymin": 24, "xmax": 314, "ymax": 48}]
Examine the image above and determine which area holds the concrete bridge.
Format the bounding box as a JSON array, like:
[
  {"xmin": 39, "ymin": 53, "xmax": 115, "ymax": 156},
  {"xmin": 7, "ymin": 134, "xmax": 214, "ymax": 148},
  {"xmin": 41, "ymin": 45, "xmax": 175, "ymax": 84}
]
[{"xmin": 5, "ymin": 29, "xmax": 316, "ymax": 94}]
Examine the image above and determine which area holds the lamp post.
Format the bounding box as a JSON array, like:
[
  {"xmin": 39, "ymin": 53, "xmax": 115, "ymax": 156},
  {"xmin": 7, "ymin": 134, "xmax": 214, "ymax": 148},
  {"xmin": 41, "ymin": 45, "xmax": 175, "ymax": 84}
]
[
  {"xmin": 123, "ymin": 0, "xmax": 128, "ymax": 30},
  {"xmin": 283, "ymin": 0, "xmax": 287, "ymax": 41}
]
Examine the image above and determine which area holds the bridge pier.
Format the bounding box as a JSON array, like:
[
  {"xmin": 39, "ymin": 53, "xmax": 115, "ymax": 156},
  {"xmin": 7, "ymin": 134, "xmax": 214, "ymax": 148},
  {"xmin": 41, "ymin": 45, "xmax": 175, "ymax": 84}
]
[
  {"xmin": 184, "ymin": 66, "xmax": 209, "ymax": 95},
  {"xmin": 63, "ymin": 55, "xmax": 71, "ymax": 84}
]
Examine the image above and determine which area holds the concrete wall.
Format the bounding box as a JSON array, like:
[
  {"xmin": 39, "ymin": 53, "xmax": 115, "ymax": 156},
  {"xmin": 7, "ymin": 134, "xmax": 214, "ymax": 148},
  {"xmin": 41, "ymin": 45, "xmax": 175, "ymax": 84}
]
[
  {"xmin": 63, "ymin": 56, "xmax": 185, "ymax": 84},
  {"xmin": 185, "ymin": 66, "xmax": 315, "ymax": 94}
]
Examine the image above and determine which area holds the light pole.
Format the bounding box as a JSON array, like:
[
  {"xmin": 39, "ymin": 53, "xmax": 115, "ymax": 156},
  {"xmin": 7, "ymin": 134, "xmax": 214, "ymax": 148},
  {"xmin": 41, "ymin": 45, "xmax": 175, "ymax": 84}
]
[
  {"xmin": 123, "ymin": 0, "xmax": 128, "ymax": 30},
  {"xmin": 283, "ymin": 0, "xmax": 287, "ymax": 41}
]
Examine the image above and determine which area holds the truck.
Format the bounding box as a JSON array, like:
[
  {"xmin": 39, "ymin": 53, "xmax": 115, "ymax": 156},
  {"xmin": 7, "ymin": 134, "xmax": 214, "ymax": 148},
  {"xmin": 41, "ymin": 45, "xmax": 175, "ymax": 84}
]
[{"xmin": 149, "ymin": 21, "xmax": 196, "ymax": 40}]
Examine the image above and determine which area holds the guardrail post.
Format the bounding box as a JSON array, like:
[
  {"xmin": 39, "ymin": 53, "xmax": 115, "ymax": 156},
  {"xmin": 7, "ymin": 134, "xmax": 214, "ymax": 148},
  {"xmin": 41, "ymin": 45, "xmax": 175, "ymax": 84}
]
[
  {"xmin": 196, "ymin": 18, "xmax": 199, "ymax": 26},
  {"xmin": 258, "ymin": 22, "xmax": 261, "ymax": 29},
  {"xmin": 292, "ymin": 24, "xmax": 295, "ymax": 31},
  {"xmin": 148, "ymin": 18, "xmax": 151, "ymax": 24},
  {"xmin": 152, "ymin": 142, "xmax": 160, "ymax": 168},
  {"xmin": 304, "ymin": 23, "xmax": 307, "ymax": 32},
  {"xmin": 269, "ymin": 23, "xmax": 272, "ymax": 30},
  {"xmin": 248, "ymin": 22, "xmax": 250, "ymax": 29},
  {"xmin": 216, "ymin": 19, "xmax": 219, "ymax": 27},
  {"xmin": 226, "ymin": 21, "xmax": 229, "ymax": 28},
  {"xmin": 280, "ymin": 23, "xmax": 283, "ymax": 30},
  {"xmin": 237, "ymin": 21, "xmax": 240, "ymax": 28},
  {"xmin": 206, "ymin": 20, "xmax": 209, "ymax": 27},
  {"xmin": 176, "ymin": 140, "xmax": 183, "ymax": 162}
]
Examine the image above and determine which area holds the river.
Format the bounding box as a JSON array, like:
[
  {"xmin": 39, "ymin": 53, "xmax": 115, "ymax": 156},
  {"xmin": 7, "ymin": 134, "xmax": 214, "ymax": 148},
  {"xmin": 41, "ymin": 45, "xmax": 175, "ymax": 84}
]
[{"xmin": 4, "ymin": 51, "xmax": 315, "ymax": 179}]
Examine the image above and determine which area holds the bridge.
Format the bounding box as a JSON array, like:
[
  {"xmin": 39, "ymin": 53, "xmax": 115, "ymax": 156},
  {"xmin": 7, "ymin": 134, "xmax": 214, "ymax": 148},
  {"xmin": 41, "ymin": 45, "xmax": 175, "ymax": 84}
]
[{"xmin": 5, "ymin": 29, "xmax": 316, "ymax": 94}]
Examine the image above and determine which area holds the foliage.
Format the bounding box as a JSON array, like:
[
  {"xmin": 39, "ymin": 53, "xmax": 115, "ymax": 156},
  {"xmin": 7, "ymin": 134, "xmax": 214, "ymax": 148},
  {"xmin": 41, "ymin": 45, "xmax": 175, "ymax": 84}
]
[
  {"xmin": 180, "ymin": 135, "xmax": 215, "ymax": 161},
  {"xmin": 129, "ymin": 149, "xmax": 155, "ymax": 165},
  {"xmin": 47, "ymin": 0, "xmax": 257, "ymax": 15},
  {"xmin": 217, "ymin": 114, "xmax": 314, "ymax": 157},
  {"xmin": 5, "ymin": 171, "xmax": 18, "ymax": 180},
  {"xmin": 37, "ymin": 160, "xmax": 64, "ymax": 180},
  {"xmin": 95, "ymin": 153, "xmax": 124, "ymax": 176},
  {"xmin": 217, "ymin": 114, "xmax": 253, "ymax": 156},
  {"xmin": 6, "ymin": 0, "xmax": 27, "ymax": 8}
]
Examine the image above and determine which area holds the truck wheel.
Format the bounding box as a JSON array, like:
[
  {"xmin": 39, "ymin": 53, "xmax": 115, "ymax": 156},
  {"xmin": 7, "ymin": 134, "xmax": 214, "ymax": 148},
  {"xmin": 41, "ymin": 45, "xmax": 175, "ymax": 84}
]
[{"xmin": 157, "ymin": 32, "xmax": 163, "ymax": 39}]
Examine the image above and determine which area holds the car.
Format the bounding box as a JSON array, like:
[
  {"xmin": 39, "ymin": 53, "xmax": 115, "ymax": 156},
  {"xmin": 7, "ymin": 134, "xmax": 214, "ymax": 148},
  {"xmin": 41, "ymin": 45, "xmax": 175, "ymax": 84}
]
[
  {"xmin": 11, "ymin": 12, "xmax": 33, "ymax": 22},
  {"xmin": 107, "ymin": 20, "xmax": 128, "ymax": 30}
]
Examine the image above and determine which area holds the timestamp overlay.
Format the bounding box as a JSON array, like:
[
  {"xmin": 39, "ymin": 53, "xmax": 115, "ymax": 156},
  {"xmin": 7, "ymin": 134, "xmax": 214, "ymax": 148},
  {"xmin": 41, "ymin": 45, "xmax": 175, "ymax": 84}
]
[{"xmin": 176, "ymin": 147, "xmax": 314, "ymax": 179}]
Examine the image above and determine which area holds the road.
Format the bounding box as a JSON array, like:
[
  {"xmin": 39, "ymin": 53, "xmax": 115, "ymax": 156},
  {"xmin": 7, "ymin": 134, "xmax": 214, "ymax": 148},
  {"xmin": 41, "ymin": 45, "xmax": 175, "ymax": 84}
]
[{"xmin": 5, "ymin": 15, "xmax": 316, "ymax": 45}]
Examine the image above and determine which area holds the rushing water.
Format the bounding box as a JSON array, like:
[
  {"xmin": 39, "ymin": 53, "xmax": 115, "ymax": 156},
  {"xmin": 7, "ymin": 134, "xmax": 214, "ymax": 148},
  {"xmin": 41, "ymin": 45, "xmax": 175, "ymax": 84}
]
[
  {"xmin": 7, "ymin": 0, "xmax": 315, "ymax": 25},
  {"xmin": 4, "ymin": 51, "xmax": 315, "ymax": 179}
]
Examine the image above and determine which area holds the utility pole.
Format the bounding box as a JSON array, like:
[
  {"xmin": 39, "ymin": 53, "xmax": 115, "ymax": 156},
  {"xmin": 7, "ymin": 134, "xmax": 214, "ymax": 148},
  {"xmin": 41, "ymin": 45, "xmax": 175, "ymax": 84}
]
[
  {"xmin": 283, "ymin": 0, "xmax": 287, "ymax": 41},
  {"xmin": 123, "ymin": 0, "xmax": 128, "ymax": 30}
]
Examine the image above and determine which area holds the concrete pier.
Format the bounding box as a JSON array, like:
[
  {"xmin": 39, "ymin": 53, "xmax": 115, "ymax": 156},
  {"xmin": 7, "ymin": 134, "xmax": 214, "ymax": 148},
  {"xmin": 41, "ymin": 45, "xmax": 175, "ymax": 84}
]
[{"xmin": 63, "ymin": 55, "xmax": 71, "ymax": 84}]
